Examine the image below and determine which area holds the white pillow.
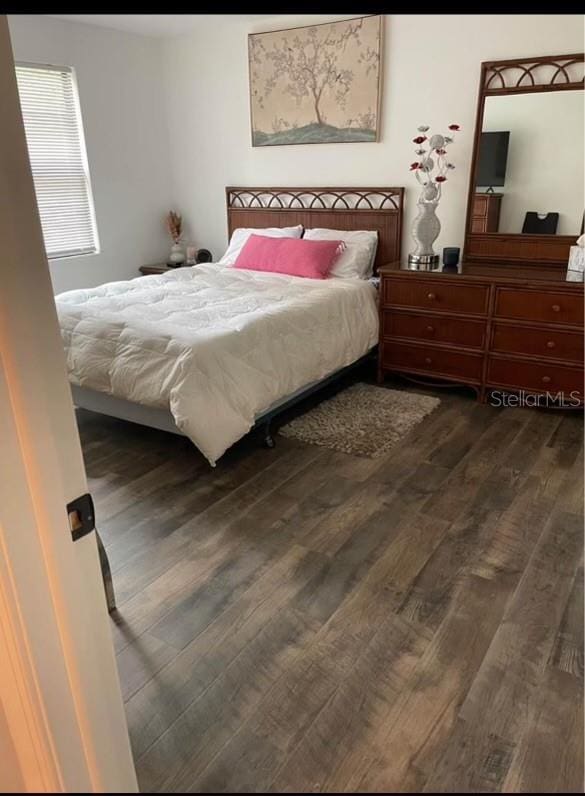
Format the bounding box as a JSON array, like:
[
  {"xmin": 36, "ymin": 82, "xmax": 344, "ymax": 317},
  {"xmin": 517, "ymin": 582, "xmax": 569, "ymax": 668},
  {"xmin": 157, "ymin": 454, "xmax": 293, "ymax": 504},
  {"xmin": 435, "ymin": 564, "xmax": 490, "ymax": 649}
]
[
  {"xmin": 303, "ymin": 228, "xmax": 378, "ymax": 279},
  {"xmin": 219, "ymin": 225, "xmax": 303, "ymax": 266}
]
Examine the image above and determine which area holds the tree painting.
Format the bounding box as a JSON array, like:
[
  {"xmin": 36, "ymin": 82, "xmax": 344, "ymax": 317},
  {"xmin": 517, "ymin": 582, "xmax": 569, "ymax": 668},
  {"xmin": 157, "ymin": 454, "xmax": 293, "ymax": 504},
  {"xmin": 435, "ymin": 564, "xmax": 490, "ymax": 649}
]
[{"xmin": 249, "ymin": 15, "xmax": 382, "ymax": 146}]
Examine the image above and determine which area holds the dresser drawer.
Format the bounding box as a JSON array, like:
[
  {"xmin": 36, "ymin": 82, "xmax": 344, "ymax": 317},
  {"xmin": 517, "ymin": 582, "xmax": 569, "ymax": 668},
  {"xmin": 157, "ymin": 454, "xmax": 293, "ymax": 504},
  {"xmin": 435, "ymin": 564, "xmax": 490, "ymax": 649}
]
[
  {"xmin": 382, "ymin": 341, "xmax": 483, "ymax": 382},
  {"xmin": 487, "ymin": 357, "xmax": 583, "ymax": 396},
  {"xmin": 382, "ymin": 311, "xmax": 485, "ymax": 349},
  {"xmin": 491, "ymin": 323, "xmax": 584, "ymax": 364},
  {"xmin": 471, "ymin": 218, "xmax": 488, "ymax": 233},
  {"xmin": 382, "ymin": 278, "xmax": 489, "ymax": 315},
  {"xmin": 494, "ymin": 287, "xmax": 584, "ymax": 326}
]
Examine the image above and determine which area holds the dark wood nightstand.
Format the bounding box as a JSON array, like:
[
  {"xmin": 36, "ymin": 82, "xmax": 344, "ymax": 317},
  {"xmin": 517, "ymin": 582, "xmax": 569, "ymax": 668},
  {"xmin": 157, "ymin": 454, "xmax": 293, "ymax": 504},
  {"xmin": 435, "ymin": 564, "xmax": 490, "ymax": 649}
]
[
  {"xmin": 471, "ymin": 193, "xmax": 503, "ymax": 233},
  {"xmin": 139, "ymin": 263, "xmax": 190, "ymax": 276}
]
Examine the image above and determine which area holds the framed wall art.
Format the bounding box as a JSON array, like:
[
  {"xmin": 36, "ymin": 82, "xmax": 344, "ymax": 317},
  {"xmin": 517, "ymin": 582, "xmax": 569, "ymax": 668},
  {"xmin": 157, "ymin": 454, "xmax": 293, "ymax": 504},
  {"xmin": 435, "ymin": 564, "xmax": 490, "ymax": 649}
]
[{"xmin": 248, "ymin": 15, "xmax": 383, "ymax": 147}]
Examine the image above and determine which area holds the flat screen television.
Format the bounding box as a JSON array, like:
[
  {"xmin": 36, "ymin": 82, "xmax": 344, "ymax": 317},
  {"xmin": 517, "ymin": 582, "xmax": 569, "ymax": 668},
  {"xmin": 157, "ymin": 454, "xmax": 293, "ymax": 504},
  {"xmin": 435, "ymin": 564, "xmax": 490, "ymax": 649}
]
[{"xmin": 475, "ymin": 131, "xmax": 510, "ymax": 189}]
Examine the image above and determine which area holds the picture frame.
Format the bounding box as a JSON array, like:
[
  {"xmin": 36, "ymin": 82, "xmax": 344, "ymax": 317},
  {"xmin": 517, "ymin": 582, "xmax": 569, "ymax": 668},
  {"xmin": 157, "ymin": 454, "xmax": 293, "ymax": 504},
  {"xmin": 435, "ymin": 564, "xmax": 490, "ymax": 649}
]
[{"xmin": 248, "ymin": 15, "xmax": 383, "ymax": 147}]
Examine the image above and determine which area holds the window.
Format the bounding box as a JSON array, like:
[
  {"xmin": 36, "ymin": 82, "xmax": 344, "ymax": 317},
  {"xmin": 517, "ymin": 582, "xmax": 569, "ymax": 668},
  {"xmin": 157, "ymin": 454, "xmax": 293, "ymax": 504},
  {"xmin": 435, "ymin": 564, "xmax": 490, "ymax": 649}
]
[{"xmin": 15, "ymin": 63, "xmax": 99, "ymax": 260}]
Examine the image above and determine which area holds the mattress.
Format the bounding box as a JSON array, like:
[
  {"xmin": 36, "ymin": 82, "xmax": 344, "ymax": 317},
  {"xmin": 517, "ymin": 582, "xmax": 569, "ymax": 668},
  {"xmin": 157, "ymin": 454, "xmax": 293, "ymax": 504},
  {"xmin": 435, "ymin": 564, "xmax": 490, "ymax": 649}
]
[{"xmin": 55, "ymin": 263, "xmax": 379, "ymax": 465}]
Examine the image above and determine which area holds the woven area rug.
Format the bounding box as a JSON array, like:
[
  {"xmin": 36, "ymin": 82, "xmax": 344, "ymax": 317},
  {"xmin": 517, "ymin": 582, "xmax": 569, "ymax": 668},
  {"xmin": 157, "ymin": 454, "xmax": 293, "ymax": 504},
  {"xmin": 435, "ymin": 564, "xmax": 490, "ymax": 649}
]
[{"xmin": 279, "ymin": 382, "xmax": 441, "ymax": 458}]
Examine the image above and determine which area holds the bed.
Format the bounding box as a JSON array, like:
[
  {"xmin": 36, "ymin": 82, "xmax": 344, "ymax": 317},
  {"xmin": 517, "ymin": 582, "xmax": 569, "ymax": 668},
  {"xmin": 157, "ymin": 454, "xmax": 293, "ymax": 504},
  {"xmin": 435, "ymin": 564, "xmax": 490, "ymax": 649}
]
[{"xmin": 57, "ymin": 187, "xmax": 404, "ymax": 465}]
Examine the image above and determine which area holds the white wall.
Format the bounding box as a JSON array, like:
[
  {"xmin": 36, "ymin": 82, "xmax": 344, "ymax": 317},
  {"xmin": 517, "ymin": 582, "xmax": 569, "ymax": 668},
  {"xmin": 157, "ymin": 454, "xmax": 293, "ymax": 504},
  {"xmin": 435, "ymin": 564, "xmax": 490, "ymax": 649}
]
[
  {"xmin": 7, "ymin": 14, "xmax": 583, "ymax": 289},
  {"xmin": 8, "ymin": 15, "xmax": 173, "ymax": 294},
  {"xmin": 160, "ymin": 14, "xmax": 584, "ymax": 262},
  {"xmin": 481, "ymin": 91, "xmax": 584, "ymax": 235}
]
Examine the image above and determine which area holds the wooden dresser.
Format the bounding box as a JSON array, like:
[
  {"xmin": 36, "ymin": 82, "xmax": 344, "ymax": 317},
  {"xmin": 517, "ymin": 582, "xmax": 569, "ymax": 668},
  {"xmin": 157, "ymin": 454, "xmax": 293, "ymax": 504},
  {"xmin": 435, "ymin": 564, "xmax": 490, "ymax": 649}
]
[
  {"xmin": 378, "ymin": 262, "xmax": 584, "ymax": 405},
  {"xmin": 471, "ymin": 193, "xmax": 503, "ymax": 233}
]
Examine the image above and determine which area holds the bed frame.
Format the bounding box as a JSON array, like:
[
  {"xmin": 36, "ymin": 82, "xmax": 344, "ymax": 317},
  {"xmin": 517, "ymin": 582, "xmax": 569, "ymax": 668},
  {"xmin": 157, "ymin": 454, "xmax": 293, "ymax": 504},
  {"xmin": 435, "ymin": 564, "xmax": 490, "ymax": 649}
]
[{"xmin": 73, "ymin": 186, "xmax": 404, "ymax": 451}]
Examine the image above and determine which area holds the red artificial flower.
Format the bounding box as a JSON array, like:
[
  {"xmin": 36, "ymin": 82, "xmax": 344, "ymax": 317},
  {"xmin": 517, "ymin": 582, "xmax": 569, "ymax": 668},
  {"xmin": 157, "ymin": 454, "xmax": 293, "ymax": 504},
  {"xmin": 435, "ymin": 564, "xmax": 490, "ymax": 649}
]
[
  {"xmin": 435, "ymin": 148, "xmax": 447, "ymax": 155},
  {"xmin": 410, "ymin": 162, "xmax": 422, "ymax": 170},
  {"xmin": 448, "ymin": 124, "xmax": 460, "ymax": 131},
  {"xmin": 413, "ymin": 135, "xmax": 427, "ymax": 144},
  {"xmin": 435, "ymin": 175, "xmax": 447, "ymax": 182}
]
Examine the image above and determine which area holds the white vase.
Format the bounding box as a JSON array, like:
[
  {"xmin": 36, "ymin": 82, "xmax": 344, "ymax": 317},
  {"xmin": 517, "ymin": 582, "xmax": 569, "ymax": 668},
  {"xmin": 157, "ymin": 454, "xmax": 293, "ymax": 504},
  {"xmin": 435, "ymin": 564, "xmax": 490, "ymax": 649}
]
[
  {"xmin": 168, "ymin": 242, "xmax": 185, "ymax": 266},
  {"xmin": 411, "ymin": 183, "xmax": 441, "ymax": 257}
]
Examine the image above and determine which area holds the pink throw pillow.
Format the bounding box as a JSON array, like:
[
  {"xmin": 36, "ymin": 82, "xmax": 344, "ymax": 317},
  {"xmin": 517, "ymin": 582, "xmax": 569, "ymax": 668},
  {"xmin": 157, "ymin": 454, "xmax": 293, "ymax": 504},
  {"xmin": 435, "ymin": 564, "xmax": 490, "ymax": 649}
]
[{"xmin": 233, "ymin": 234, "xmax": 344, "ymax": 279}]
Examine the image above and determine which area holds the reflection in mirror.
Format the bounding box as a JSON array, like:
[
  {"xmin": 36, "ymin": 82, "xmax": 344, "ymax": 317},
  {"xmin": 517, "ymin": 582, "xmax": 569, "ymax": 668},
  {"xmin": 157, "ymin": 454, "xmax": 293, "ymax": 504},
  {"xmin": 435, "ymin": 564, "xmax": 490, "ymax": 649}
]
[{"xmin": 474, "ymin": 90, "xmax": 584, "ymax": 235}]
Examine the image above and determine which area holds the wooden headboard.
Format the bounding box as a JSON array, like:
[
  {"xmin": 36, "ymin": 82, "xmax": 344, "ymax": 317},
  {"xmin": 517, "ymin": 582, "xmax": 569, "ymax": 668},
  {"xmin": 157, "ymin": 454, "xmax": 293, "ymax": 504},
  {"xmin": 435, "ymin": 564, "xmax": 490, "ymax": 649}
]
[{"xmin": 226, "ymin": 187, "xmax": 404, "ymax": 271}]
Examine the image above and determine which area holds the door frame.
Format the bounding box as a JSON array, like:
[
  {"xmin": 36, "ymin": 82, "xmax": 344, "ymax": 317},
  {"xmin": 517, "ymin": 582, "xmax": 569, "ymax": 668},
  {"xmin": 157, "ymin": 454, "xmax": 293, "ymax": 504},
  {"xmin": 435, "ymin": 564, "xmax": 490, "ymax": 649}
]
[{"xmin": 0, "ymin": 16, "xmax": 137, "ymax": 792}]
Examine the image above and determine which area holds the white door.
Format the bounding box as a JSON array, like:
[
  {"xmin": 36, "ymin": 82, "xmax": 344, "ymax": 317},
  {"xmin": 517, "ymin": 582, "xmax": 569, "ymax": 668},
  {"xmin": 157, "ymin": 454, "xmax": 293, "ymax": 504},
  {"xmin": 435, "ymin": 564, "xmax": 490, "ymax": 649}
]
[{"xmin": 0, "ymin": 16, "xmax": 137, "ymax": 793}]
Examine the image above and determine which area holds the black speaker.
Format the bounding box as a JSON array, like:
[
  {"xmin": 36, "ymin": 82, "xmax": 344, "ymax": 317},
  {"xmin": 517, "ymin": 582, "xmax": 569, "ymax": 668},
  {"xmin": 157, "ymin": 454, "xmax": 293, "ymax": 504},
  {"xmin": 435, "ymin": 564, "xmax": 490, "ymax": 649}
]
[
  {"xmin": 195, "ymin": 248, "xmax": 213, "ymax": 263},
  {"xmin": 442, "ymin": 247, "xmax": 460, "ymax": 273}
]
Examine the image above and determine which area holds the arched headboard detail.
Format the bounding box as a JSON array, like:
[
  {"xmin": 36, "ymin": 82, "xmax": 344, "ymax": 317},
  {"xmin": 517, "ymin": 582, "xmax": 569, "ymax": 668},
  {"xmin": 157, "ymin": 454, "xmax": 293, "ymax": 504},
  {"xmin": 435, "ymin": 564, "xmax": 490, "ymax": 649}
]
[{"xmin": 226, "ymin": 186, "xmax": 404, "ymax": 271}]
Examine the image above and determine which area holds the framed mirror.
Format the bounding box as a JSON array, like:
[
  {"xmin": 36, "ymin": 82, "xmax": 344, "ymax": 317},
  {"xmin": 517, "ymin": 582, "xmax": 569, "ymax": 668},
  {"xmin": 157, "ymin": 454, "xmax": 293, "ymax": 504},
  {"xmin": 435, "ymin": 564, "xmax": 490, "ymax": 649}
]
[{"xmin": 464, "ymin": 54, "xmax": 584, "ymax": 278}]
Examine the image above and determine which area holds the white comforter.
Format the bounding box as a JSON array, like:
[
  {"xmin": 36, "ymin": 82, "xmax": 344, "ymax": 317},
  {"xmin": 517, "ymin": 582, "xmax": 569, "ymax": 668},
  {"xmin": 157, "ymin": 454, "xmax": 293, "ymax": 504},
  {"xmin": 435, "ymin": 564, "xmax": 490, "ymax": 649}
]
[{"xmin": 56, "ymin": 264, "xmax": 379, "ymax": 465}]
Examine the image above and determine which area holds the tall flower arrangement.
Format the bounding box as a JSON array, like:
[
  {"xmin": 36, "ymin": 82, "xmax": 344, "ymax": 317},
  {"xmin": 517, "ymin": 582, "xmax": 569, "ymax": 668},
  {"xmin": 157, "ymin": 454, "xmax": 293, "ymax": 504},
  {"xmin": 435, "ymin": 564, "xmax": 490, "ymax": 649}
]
[
  {"xmin": 406, "ymin": 124, "xmax": 460, "ymax": 267},
  {"xmin": 165, "ymin": 210, "xmax": 183, "ymax": 243},
  {"xmin": 409, "ymin": 123, "xmax": 460, "ymax": 199},
  {"xmin": 165, "ymin": 210, "xmax": 186, "ymax": 265}
]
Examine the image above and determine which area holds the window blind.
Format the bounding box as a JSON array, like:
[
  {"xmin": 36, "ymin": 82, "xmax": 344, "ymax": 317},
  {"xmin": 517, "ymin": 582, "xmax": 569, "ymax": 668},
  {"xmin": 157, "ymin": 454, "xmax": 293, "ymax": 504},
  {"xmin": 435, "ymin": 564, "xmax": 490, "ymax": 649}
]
[{"xmin": 15, "ymin": 63, "xmax": 99, "ymax": 260}]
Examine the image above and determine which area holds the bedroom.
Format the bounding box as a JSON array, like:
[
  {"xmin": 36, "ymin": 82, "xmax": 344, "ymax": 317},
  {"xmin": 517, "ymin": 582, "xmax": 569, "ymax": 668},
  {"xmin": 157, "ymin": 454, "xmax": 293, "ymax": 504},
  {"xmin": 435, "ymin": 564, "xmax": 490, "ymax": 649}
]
[{"xmin": 0, "ymin": 11, "xmax": 583, "ymax": 794}]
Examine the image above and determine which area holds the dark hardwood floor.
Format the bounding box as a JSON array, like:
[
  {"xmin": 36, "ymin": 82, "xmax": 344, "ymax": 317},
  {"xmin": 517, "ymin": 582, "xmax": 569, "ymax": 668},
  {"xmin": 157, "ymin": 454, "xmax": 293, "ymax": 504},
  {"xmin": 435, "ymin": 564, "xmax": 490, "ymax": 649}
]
[{"xmin": 78, "ymin": 380, "xmax": 584, "ymax": 793}]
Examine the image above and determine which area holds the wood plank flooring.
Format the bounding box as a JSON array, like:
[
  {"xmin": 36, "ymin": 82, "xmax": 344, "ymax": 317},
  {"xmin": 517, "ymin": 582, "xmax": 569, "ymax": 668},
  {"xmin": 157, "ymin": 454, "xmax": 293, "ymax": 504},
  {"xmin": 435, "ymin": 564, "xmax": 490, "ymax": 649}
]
[{"xmin": 78, "ymin": 380, "xmax": 584, "ymax": 793}]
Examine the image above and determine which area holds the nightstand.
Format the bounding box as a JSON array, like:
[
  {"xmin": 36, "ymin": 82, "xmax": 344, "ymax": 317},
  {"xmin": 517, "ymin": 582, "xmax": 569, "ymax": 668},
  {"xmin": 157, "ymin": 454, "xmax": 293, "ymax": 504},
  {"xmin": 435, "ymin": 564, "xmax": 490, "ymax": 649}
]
[{"xmin": 139, "ymin": 263, "xmax": 189, "ymax": 276}]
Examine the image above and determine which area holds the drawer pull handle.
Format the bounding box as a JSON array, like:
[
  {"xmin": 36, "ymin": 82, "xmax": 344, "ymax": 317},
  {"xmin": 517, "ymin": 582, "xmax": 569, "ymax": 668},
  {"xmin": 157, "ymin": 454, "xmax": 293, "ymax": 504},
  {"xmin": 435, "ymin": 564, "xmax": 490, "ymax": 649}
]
[
  {"xmin": 427, "ymin": 292, "xmax": 436, "ymax": 300},
  {"xmin": 542, "ymin": 376, "xmax": 552, "ymax": 384},
  {"xmin": 551, "ymin": 304, "xmax": 561, "ymax": 312},
  {"xmin": 546, "ymin": 340, "xmax": 556, "ymax": 349},
  {"xmin": 424, "ymin": 357, "xmax": 433, "ymax": 365},
  {"xmin": 426, "ymin": 325, "xmax": 435, "ymax": 333}
]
